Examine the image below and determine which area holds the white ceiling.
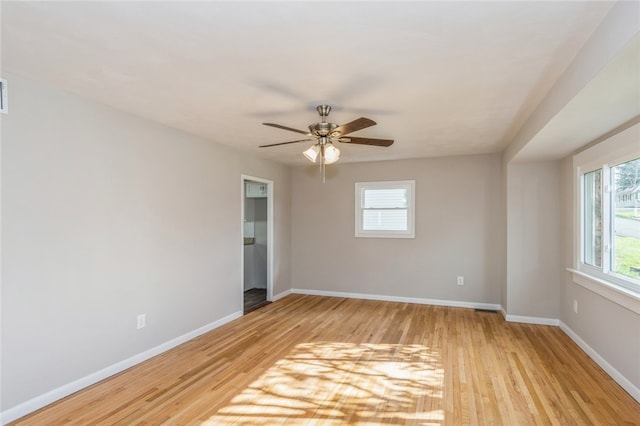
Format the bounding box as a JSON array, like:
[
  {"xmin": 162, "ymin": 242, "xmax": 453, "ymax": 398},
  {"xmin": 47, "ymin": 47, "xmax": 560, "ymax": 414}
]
[{"xmin": 2, "ymin": 1, "xmax": 633, "ymax": 166}]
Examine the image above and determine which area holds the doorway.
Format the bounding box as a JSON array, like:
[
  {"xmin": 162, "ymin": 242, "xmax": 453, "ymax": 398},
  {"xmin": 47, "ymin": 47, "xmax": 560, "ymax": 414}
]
[{"xmin": 241, "ymin": 175, "xmax": 273, "ymax": 314}]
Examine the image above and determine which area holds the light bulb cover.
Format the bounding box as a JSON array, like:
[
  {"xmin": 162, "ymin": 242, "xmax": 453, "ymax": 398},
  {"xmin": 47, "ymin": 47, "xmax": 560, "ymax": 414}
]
[
  {"xmin": 303, "ymin": 145, "xmax": 320, "ymax": 163},
  {"xmin": 324, "ymin": 143, "xmax": 340, "ymax": 164}
]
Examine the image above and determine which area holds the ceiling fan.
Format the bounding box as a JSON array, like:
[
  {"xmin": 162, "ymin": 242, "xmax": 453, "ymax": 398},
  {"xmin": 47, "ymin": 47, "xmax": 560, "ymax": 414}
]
[{"xmin": 259, "ymin": 105, "xmax": 394, "ymax": 181}]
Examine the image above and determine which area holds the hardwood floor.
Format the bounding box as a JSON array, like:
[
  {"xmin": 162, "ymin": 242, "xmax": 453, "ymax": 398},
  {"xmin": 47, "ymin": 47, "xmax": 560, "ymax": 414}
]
[{"xmin": 11, "ymin": 295, "xmax": 640, "ymax": 425}]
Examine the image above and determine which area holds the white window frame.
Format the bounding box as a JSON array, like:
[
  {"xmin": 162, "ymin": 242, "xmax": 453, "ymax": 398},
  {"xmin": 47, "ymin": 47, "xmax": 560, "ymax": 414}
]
[
  {"xmin": 355, "ymin": 180, "xmax": 415, "ymax": 239},
  {"xmin": 571, "ymin": 123, "xmax": 640, "ymax": 313}
]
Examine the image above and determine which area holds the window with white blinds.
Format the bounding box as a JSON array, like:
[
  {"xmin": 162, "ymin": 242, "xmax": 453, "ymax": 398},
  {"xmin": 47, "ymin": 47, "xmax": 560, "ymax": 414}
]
[{"xmin": 355, "ymin": 180, "xmax": 415, "ymax": 238}]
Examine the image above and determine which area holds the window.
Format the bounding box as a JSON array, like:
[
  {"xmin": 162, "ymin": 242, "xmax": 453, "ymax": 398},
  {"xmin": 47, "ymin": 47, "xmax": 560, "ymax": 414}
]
[
  {"xmin": 578, "ymin": 155, "xmax": 640, "ymax": 293},
  {"xmin": 611, "ymin": 158, "xmax": 640, "ymax": 281},
  {"xmin": 355, "ymin": 180, "xmax": 415, "ymax": 238},
  {"xmin": 583, "ymin": 169, "xmax": 602, "ymax": 268}
]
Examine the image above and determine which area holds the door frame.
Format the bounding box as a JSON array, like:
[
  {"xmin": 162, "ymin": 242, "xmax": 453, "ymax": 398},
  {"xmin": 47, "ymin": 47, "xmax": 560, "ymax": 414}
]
[{"xmin": 241, "ymin": 175, "xmax": 274, "ymax": 308}]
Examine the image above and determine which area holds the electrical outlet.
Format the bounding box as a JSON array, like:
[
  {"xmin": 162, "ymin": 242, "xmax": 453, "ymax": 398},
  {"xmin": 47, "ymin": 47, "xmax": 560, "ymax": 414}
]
[
  {"xmin": 573, "ymin": 300, "xmax": 578, "ymax": 314},
  {"xmin": 457, "ymin": 276, "xmax": 464, "ymax": 286},
  {"xmin": 137, "ymin": 314, "xmax": 146, "ymax": 329}
]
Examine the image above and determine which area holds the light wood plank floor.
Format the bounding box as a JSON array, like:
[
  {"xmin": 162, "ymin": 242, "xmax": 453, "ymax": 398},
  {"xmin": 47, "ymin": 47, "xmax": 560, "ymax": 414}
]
[{"xmin": 11, "ymin": 295, "xmax": 640, "ymax": 425}]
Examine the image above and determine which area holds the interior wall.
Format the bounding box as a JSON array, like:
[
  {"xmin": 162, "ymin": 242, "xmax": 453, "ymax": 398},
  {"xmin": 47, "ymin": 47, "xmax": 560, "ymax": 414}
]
[
  {"xmin": 501, "ymin": 154, "xmax": 509, "ymax": 312},
  {"xmin": 559, "ymin": 147, "xmax": 640, "ymax": 394},
  {"xmin": 505, "ymin": 161, "xmax": 563, "ymax": 320},
  {"xmin": 0, "ymin": 73, "xmax": 291, "ymax": 411},
  {"xmin": 290, "ymin": 154, "xmax": 503, "ymax": 304}
]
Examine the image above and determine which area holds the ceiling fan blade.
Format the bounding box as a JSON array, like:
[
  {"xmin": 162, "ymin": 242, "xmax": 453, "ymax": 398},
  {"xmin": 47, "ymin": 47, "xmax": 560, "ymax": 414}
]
[
  {"xmin": 263, "ymin": 123, "xmax": 310, "ymax": 135},
  {"xmin": 259, "ymin": 138, "xmax": 313, "ymax": 148},
  {"xmin": 338, "ymin": 136, "xmax": 394, "ymax": 147},
  {"xmin": 332, "ymin": 117, "xmax": 377, "ymax": 136}
]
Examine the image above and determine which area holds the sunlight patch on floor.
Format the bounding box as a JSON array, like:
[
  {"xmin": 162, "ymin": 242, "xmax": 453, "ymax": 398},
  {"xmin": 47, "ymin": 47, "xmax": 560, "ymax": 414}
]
[{"xmin": 202, "ymin": 342, "xmax": 444, "ymax": 425}]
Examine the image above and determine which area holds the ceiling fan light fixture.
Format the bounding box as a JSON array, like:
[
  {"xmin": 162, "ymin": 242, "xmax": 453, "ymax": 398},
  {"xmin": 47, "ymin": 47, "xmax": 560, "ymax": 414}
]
[
  {"xmin": 303, "ymin": 144, "xmax": 320, "ymax": 163},
  {"xmin": 324, "ymin": 143, "xmax": 340, "ymax": 164}
]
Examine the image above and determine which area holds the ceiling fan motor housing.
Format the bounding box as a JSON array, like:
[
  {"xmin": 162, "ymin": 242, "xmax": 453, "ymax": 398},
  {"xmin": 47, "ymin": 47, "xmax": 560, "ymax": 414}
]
[{"xmin": 309, "ymin": 122, "xmax": 338, "ymax": 137}]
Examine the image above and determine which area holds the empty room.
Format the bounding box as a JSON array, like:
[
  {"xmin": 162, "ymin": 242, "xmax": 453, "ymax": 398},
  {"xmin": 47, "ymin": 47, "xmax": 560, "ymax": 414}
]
[{"xmin": 1, "ymin": 1, "xmax": 640, "ymax": 424}]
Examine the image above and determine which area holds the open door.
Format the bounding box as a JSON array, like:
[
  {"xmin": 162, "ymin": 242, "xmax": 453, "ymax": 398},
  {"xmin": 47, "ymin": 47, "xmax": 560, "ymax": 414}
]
[{"xmin": 241, "ymin": 175, "xmax": 273, "ymax": 314}]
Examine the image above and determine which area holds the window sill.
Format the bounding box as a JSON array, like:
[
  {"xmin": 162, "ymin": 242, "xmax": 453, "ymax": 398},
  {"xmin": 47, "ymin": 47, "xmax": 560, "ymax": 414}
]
[
  {"xmin": 567, "ymin": 268, "xmax": 640, "ymax": 315},
  {"xmin": 355, "ymin": 233, "xmax": 415, "ymax": 239}
]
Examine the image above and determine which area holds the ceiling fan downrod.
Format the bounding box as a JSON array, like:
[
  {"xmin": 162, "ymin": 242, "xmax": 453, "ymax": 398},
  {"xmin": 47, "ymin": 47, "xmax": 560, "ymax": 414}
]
[
  {"xmin": 309, "ymin": 105, "xmax": 337, "ymax": 137},
  {"xmin": 317, "ymin": 104, "xmax": 331, "ymax": 121}
]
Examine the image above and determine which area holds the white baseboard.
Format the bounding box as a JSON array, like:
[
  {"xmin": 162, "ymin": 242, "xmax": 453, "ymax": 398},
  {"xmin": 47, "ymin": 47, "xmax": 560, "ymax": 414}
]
[
  {"xmin": 0, "ymin": 311, "xmax": 242, "ymax": 425},
  {"xmin": 504, "ymin": 314, "xmax": 560, "ymax": 326},
  {"xmin": 272, "ymin": 288, "xmax": 292, "ymax": 302},
  {"xmin": 291, "ymin": 288, "xmax": 501, "ymax": 311},
  {"xmin": 559, "ymin": 321, "xmax": 640, "ymax": 403}
]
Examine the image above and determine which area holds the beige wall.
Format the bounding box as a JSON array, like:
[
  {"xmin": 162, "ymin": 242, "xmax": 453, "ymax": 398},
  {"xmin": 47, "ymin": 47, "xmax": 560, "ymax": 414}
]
[
  {"xmin": 505, "ymin": 161, "xmax": 563, "ymax": 319},
  {"xmin": 0, "ymin": 74, "xmax": 291, "ymax": 410},
  {"xmin": 291, "ymin": 154, "xmax": 503, "ymax": 305}
]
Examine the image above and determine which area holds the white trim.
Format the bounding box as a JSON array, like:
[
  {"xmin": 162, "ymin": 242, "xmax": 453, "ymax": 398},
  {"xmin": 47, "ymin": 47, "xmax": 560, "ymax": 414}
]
[
  {"xmin": 503, "ymin": 314, "xmax": 560, "ymax": 326},
  {"xmin": 291, "ymin": 288, "xmax": 501, "ymax": 311},
  {"xmin": 293, "ymin": 290, "xmax": 560, "ymax": 325},
  {"xmin": 560, "ymin": 321, "xmax": 640, "ymax": 403},
  {"xmin": 272, "ymin": 288, "xmax": 292, "ymax": 302},
  {"xmin": 500, "ymin": 307, "xmax": 508, "ymax": 319},
  {"xmin": 241, "ymin": 175, "xmax": 274, "ymax": 303},
  {"xmin": 573, "ymin": 123, "xmax": 640, "ymax": 170},
  {"xmin": 568, "ymin": 268, "xmax": 640, "ymax": 314},
  {"xmin": 499, "ymin": 307, "xmax": 560, "ymax": 325},
  {"xmin": 0, "ymin": 311, "xmax": 242, "ymax": 425}
]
